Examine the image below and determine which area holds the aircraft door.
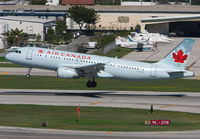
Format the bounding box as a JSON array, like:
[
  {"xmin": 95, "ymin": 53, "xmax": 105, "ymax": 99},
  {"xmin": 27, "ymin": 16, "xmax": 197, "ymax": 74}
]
[
  {"xmin": 26, "ymin": 47, "xmax": 33, "ymax": 60},
  {"xmin": 150, "ymin": 65, "xmax": 157, "ymax": 77}
]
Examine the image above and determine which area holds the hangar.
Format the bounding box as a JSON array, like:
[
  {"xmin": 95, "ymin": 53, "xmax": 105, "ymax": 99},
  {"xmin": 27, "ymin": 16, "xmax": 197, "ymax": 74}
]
[
  {"xmin": 0, "ymin": 16, "xmax": 56, "ymax": 41},
  {"xmin": 92, "ymin": 6, "xmax": 200, "ymax": 37},
  {"xmin": 142, "ymin": 15, "xmax": 200, "ymax": 36}
]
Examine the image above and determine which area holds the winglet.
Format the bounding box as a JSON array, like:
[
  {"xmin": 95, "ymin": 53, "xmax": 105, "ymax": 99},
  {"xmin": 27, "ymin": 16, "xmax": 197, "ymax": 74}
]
[{"xmin": 157, "ymin": 38, "xmax": 195, "ymax": 70}]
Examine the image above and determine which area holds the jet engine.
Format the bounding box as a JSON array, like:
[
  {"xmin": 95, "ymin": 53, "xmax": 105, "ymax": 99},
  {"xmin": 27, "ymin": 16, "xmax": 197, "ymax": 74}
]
[{"xmin": 57, "ymin": 67, "xmax": 79, "ymax": 78}]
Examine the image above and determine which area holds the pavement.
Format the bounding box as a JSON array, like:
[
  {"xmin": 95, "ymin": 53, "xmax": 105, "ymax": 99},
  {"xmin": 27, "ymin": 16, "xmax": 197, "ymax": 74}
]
[{"xmin": 56, "ymin": 35, "xmax": 90, "ymax": 52}]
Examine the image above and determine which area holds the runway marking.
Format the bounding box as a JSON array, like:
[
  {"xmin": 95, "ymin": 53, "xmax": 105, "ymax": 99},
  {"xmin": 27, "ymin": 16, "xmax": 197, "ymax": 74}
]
[
  {"xmin": 105, "ymin": 132, "xmax": 113, "ymax": 134},
  {"xmin": 89, "ymin": 102, "xmax": 101, "ymax": 106},
  {"xmin": 0, "ymin": 72, "xmax": 9, "ymax": 75},
  {"xmin": 160, "ymin": 105, "xmax": 176, "ymax": 109}
]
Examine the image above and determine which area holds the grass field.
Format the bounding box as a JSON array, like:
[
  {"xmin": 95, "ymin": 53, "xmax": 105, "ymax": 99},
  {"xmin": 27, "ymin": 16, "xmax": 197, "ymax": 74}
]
[
  {"xmin": 93, "ymin": 47, "xmax": 133, "ymax": 58},
  {"xmin": 0, "ymin": 63, "xmax": 24, "ymax": 67},
  {"xmin": 0, "ymin": 57, "xmax": 24, "ymax": 67},
  {"xmin": 0, "ymin": 57, "xmax": 7, "ymax": 62},
  {"xmin": 0, "ymin": 104, "xmax": 199, "ymax": 131},
  {"xmin": 0, "ymin": 75, "xmax": 200, "ymax": 92},
  {"xmin": 104, "ymin": 47, "xmax": 133, "ymax": 58}
]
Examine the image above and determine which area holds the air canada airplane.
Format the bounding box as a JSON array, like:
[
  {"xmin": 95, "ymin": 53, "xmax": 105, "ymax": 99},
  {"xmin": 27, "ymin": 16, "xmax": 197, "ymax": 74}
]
[{"xmin": 5, "ymin": 38, "xmax": 195, "ymax": 88}]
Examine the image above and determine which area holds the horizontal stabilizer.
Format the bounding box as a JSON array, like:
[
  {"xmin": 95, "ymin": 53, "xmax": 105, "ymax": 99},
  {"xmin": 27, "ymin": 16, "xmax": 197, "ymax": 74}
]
[{"xmin": 167, "ymin": 70, "xmax": 194, "ymax": 78}]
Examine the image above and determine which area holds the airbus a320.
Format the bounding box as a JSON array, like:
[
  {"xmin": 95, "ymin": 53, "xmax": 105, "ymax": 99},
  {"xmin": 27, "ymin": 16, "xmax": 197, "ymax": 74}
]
[{"xmin": 5, "ymin": 39, "xmax": 195, "ymax": 88}]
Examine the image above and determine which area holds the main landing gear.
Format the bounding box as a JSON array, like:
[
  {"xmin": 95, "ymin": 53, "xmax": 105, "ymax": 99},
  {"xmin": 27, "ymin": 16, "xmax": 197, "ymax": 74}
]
[
  {"xmin": 87, "ymin": 79, "xmax": 97, "ymax": 88},
  {"xmin": 26, "ymin": 68, "xmax": 32, "ymax": 78}
]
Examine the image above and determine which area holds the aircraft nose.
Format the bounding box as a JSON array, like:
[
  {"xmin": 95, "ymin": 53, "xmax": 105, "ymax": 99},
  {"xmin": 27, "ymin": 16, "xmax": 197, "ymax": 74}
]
[{"xmin": 5, "ymin": 53, "xmax": 13, "ymax": 61}]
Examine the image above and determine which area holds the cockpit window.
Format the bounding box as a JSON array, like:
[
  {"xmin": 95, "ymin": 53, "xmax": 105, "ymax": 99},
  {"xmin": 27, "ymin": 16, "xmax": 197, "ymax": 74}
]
[{"xmin": 15, "ymin": 50, "xmax": 21, "ymax": 54}]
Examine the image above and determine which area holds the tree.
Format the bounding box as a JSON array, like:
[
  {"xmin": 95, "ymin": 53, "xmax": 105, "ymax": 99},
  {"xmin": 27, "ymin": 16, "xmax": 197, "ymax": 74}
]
[
  {"xmin": 55, "ymin": 19, "xmax": 67, "ymax": 42},
  {"xmin": 35, "ymin": 34, "xmax": 41, "ymax": 42},
  {"xmin": 84, "ymin": 8, "xmax": 100, "ymax": 29},
  {"xmin": 68, "ymin": 6, "xmax": 100, "ymax": 30},
  {"xmin": 46, "ymin": 28, "xmax": 56, "ymax": 44},
  {"xmin": 135, "ymin": 24, "xmax": 141, "ymax": 33},
  {"xmin": 56, "ymin": 19, "xmax": 67, "ymax": 35},
  {"xmin": 3, "ymin": 28, "xmax": 28, "ymax": 47}
]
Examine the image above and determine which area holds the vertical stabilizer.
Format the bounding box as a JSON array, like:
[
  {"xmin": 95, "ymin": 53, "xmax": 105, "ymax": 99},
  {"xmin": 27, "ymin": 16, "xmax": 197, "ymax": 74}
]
[
  {"xmin": 157, "ymin": 38, "xmax": 195, "ymax": 70},
  {"xmin": 115, "ymin": 36, "xmax": 122, "ymax": 45}
]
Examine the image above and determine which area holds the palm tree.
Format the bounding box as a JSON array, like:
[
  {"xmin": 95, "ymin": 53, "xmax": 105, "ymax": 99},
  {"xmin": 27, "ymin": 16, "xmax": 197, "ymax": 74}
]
[{"xmin": 3, "ymin": 28, "xmax": 28, "ymax": 47}]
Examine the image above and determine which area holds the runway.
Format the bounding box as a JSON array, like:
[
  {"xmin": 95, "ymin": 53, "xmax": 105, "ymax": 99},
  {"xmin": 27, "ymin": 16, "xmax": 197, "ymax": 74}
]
[
  {"xmin": 0, "ymin": 89, "xmax": 200, "ymax": 114},
  {"xmin": 0, "ymin": 125, "xmax": 200, "ymax": 139},
  {"xmin": 0, "ymin": 89, "xmax": 200, "ymax": 138},
  {"xmin": 0, "ymin": 67, "xmax": 56, "ymax": 76}
]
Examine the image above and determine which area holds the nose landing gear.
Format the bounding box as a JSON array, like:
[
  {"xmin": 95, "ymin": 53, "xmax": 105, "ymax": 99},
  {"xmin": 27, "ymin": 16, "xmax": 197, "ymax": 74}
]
[{"xmin": 26, "ymin": 68, "xmax": 32, "ymax": 78}]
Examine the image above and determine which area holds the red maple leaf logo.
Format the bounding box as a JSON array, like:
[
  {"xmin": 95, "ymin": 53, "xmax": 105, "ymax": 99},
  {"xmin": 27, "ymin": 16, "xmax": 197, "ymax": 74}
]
[
  {"xmin": 38, "ymin": 49, "xmax": 44, "ymax": 54},
  {"xmin": 172, "ymin": 50, "xmax": 188, "ymax": 63}
]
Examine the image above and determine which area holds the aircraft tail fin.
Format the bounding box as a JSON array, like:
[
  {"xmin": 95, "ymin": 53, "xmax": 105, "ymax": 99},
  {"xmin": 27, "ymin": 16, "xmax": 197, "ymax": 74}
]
[
  {"xmin": 115, "ymin": 36, "xmax": 125, "ymax": 45},
  {"xmin": 115, "ymin": 36, "xmax": 121, "ymax": 45},
  {"xmin": 157, "ymin": 38, "xmax": 195, "ymax": 70}
]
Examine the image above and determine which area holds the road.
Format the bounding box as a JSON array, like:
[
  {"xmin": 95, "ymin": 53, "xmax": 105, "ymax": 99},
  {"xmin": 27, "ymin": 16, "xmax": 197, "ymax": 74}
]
[{"xmin": 56, "ymin": 35, "xmax": 90, "ymax": 52}]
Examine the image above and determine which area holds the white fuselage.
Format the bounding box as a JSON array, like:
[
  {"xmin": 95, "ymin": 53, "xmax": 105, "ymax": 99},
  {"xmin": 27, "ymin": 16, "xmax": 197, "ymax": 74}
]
[{"xmin": 5, "ymin": 47, "xmax": 193, "ymax": 80}]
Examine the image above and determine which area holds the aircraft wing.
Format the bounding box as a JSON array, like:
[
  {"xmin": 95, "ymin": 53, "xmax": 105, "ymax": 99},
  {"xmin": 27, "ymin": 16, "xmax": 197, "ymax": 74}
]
[
  {"xmin": 76, "ymin": 63, "xmax": 105, "ymax": 74},
  {"xmin": 62, "ymin": 63, "xmax": 106, "ymax": 77}
]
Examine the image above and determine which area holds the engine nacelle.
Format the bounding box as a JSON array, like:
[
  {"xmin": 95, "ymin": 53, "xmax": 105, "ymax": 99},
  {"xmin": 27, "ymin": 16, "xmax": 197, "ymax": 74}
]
[{"xmin": 57, "ymin": 67, "xmax": 79, "ymax": 78}]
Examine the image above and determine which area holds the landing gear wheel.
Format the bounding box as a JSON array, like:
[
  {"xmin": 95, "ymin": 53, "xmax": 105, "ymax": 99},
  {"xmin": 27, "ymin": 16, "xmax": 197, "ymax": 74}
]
[
  {"xmin": 87, "ymin": 80, "xmax": 97, "ymax": 88},
  {"xmin": 91, "ymin": 80, "xmax": 97, "ymax": 87},
  {"xmin": 26, "ymin": 74, "xmax": 31, "ymax": 78},
  {"xmin": 87, "ymin": 80, "xmax": 92, "ymax": 88},
  {"xmin": 26, "ymin": 68, "xmax": 32, "ymax": 79}
]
